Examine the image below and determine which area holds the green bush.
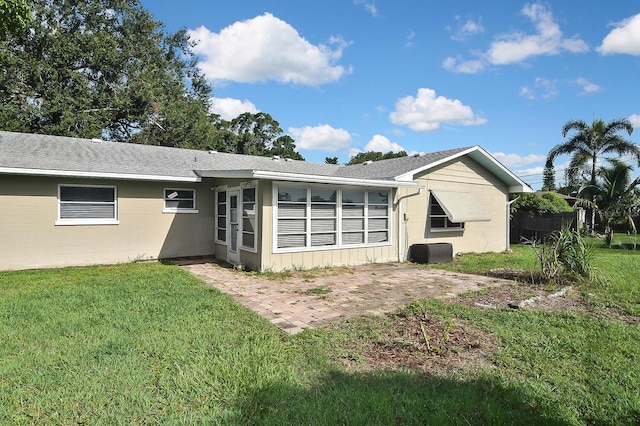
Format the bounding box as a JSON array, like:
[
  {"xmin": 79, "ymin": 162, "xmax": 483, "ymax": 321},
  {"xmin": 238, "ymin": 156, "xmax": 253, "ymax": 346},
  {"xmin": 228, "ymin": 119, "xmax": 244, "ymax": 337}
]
[
  {"xmin": 511, "ymin": 192, "xmax": 573, "ymax": 216},
  {"xmin": 525, "ymin": 226, "xmax": 601, "ymax": 284}
]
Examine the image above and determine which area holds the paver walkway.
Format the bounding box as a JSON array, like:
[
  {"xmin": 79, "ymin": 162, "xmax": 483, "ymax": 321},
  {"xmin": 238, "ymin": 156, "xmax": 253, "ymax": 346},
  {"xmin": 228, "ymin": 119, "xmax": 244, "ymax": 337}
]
[{"xmin": 177, "ymin": 259, "xmax": 512, "ymax": 334}]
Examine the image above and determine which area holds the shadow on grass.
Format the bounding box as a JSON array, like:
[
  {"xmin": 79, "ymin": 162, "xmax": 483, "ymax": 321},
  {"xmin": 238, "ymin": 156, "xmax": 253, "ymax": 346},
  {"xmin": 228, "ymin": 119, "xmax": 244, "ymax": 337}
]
[
  {"xmin": 610, "ymin": 243, "xmax": 640, "ymax": 251},
  {"xmin": 239, "ymin": 370, "xmax": 570, "ymax": 425}
]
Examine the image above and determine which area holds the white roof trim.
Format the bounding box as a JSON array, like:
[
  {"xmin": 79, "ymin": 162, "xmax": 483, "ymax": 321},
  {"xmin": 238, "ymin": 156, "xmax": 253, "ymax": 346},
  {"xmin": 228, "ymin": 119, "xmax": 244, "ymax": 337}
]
[
  {"xmin": 431, "ymin": 190, "xmax": 491, "ymax": 222},
  {"xmin": 0, "ymin": 167, "xmax": 201, "ymax": 182},
  {"xmin": 395, "ymin": 146, "xmax": 532, "ymax": 193},
  {"xmin": 197, "ymin": 169, "xmax": 418, "ymax": 188},
  {"xmin": 394, "ymin": 147, "xmax": 481, "ymax": 181}
]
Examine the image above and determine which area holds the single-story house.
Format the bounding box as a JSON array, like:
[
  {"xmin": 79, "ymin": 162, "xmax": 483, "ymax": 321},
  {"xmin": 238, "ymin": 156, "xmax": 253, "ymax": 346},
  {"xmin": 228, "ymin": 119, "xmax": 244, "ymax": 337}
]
[{"xmin": 0, "ymin": 131, "xmax": 532, "ymax": 271}]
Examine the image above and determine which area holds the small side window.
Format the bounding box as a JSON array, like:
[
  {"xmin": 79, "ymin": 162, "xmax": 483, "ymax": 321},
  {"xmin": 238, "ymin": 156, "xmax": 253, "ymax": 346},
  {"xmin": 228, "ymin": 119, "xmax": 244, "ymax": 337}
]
[
  {"xmin": 429, "ymin": 195, "xmax": 464, "ymax": 231},
  {"xmin": 163, "ymin": 188, "xmax": 197, "ymax": 213}
]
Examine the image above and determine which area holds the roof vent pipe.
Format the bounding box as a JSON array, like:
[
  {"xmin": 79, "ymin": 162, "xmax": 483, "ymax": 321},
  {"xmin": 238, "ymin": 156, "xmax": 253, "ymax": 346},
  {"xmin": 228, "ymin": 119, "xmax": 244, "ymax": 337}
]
[
  {"xmin": 272, "ymin": 155, "xmax": 280, "ymax": 161},
  {"xmin": 91, "ymin": 138, "xmax": 103, "ymax": 143}
]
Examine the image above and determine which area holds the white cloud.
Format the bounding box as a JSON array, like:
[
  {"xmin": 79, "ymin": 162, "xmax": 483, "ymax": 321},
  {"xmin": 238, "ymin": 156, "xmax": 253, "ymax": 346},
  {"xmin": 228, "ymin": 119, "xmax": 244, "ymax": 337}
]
[
  {"xmin": 492, "ymin": 152, "xmax": 546, "ymax": 167},
  {"xmin": 442, "ymin": 56, "xmax": 486, "ymax": 74},
  {"xmin": 188, "ymin": 13, "xmax": 351, "ymax": 85},
  {"xmin": 364, "ymin": 135, "xmax": 405, "ymax": 153},
  {"xmin": 405, "ymin": 30, "xmax": 416, "ymax": 47},
  {"xmin": 449, "ymin": 16, "xmax": 485, "ymax": 41},
  {"xmin": 210, "ymin": 98, "xmax": 258, "ymax": 120},
  {"xmin": 487, "ymin": 3, "xmax": 588, "ymax": 65},
  {"xmin": 598, "ymin": 13, "xmax": 640, "ymax": 56},
  {"xmin": 354, "ymin": 0, "xmax": 378, "ymax": 17},
  {"xmin": 629, "ymin": 114, "xmax": 640, "ymax": 128},
  {"xmin": 444, "ymin": 3, "xmax": 588, "ymax": 74},
  {"xmin": 389, "ymin": 88, "xmax": 487, "ymax": 132},
  {"xmin": 288, "ymin": 124, "xmax": 353, "ymax": 151},
  {"xmin": 519, "ymin": 77, "xmax": 558, "ymax": 100},
  {"xmin": 574, "ymin": 78, "xmax": 602, "ymax": 95}
]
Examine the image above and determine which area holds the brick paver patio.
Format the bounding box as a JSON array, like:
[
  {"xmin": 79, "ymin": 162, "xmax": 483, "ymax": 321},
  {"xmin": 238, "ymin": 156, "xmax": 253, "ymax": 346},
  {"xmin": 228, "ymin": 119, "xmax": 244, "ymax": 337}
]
[{"xmin": 177, "ymin": 259, "xmax": 511, "ymax": 334}]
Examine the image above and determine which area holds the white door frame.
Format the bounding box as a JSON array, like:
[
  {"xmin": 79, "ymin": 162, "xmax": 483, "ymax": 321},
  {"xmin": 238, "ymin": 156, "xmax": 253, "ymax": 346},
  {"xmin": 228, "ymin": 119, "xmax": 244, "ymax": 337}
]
[{"xmin": 226, "ymin": 188, "xmax": 240, "ymax": 264}]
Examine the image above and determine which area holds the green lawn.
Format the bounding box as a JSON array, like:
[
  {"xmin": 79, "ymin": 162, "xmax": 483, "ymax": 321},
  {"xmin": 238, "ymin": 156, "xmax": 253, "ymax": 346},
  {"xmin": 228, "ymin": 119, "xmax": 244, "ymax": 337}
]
[{"xmin": 1, "ymin": 237, "xmax": 639, "ymax": 424}]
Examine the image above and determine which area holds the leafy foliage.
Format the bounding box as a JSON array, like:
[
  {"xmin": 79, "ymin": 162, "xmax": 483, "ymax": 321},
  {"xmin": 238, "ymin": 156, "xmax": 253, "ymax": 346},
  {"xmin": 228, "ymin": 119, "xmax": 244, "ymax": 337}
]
[
  {"xmin": 510, "ymin": 192, "xmax": 573, "ymax": 216},
  {"xmin": 541, "ymin": 163, "xmax": 556, "ymax": 191},
  {"xmin": 325, "ymin": 156, "xmax": 339, "ymax": 164},
  {"xmin": 524, "ymin": 227, "xmax": 600, "ymax": 284},
  {"xmin": 579, "ymin": 159, "xmax": 640, "ymax": 246},
  {"xmin": 546, "ymin": 118, "xmax": 638, "ymax": 186},
  {"xmin": 219, "ymin": 112, "xmax": 304, "ymax": 159},
  {"xmin": 0, "ymin": 0, "xmax": 306, "ymax": 159},
  {"xmin": 1, "ymin": 0, "xmax": 218, "ymax": 148},
  {"xmin": 347, "ymin": 150, "xmax": 407, "ymax": 165},
  {"xmin": 0, "ymin": 0, "xmax": 30, "ymax": 37}
]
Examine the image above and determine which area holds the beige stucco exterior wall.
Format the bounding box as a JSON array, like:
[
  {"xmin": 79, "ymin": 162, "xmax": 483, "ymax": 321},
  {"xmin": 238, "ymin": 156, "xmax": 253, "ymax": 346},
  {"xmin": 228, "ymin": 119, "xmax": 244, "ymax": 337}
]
[
  {"xmin": 2, "ymin": 155, "xmax": 511, "ymax": 272},
  {"xmin": 0, "ymin": 175, "xmax": 215, "ymax": 270},
  {"xmin": 399, "ymin": 157, "xmax": 509, "ymax": 258},
  {"xmin": 257, "ymin": 181, "xmax": 399, "ymax": 272}
]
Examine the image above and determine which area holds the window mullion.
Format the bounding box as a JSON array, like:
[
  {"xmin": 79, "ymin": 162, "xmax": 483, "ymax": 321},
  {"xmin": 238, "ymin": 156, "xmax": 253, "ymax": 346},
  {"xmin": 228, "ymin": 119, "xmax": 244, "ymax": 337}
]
[
  {"xmin": 364, "ymin": 191, "xmax": 369, "ymax": 244},
  {"xmin": 306, "ymin": 188, "xmax": 311, "ymax": 248}
]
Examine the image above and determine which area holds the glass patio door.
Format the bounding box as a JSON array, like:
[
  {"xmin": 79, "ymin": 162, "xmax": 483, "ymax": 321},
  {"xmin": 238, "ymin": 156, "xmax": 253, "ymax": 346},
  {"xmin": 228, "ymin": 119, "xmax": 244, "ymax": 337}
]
[{"xmin": 227, "ymin": 190, "xmax": 240, "ymax": 264}]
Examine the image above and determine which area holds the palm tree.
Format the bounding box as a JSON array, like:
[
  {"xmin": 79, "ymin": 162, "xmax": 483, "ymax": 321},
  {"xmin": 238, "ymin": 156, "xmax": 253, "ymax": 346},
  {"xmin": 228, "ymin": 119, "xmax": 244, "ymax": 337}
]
[
  {"xmin": 579, "ymin": 159, "xmax": 640, "ymax": 247},
  {"xmin": 546, "ymin": 118, "xmax": 638, "ymax": 186},
  {"xmin": 547, "ymin": 118, "xmax": 638, "ymax": 233}
]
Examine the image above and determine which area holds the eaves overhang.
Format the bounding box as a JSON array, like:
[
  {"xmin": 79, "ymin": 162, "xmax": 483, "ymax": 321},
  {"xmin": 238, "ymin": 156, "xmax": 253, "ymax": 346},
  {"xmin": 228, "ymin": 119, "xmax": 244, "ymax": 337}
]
[
  {"xmin": 196, "ymin": 169, "xmax": 419, "ymax": 188},
  {"xmin": 0, "ymin": 167, "xmax": 201, "ymax": 182}
]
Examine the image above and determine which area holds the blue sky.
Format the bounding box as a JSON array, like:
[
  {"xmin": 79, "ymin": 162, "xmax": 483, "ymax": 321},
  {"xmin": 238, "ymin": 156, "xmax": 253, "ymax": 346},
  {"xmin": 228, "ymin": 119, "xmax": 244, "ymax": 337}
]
[{"xmin": 140, "ymin": 1, "xmax": 640, "ymax": 189}]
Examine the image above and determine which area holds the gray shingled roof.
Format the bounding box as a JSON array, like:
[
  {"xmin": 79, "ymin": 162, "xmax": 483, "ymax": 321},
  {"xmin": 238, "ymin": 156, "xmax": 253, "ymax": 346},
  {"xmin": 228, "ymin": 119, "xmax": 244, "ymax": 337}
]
[
  {"xmin": 0, "ymin": 131, "xmax": 529, "ymax": 191},
  {"xmin": 0, "ymin": 131, "xmax": 341, "ymax": 180},
  {"xmin": 334, "ymin": 147, "xmax": 470, "ymax": 180}
]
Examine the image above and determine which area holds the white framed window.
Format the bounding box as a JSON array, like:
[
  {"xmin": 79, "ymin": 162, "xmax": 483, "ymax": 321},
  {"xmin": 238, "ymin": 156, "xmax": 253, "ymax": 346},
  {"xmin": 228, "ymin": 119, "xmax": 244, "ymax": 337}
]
[
  {"xmin": 241, "ymin": 186, "xmax": 257, "ymax": 251},
  {"xmin": 56, "ymin": 184, "xmax": 118, "ymax": 225},
  {"xmin": 274, "ymin": 185, "xmax": 390, "ymax": 252},
  {"xmin": 163, "ymin": 188, "xmax": 197, "ymax": 213},
  {"xmin": 215, "ymin": 189, "xmax": 227, "ymax": 243},
  {"xmin": 429, "ymin": 194, "xmax": 464, "ymax": 231}
]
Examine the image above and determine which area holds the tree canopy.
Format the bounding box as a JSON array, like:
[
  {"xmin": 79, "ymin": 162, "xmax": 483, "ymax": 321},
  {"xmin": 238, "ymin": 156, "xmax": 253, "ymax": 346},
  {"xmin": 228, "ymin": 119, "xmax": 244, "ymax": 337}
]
[
  {"xmin": 0, "ymin": 0, "xmax": 304, "ymax": 160},
  {"xmin": 510, "ymin": 192, "xmax": 573, "ymax": 216},
  {"xmin": 546, "ymin": 118, "xmax": 638, "ymax": 186},
  {"xmin": 579, "ymin": 159, "xmax": 640, "ymax": 244},
  {"xmin": 347, "ymin": 150, "xmax": 407, "ymax": 165},
  {"xmin": 1, "ymin": 0, "xmax": 222, "ymax": 148},
  {"xmin": 0, "ymin": 0, "xmax": 31, "ymax": 37}
]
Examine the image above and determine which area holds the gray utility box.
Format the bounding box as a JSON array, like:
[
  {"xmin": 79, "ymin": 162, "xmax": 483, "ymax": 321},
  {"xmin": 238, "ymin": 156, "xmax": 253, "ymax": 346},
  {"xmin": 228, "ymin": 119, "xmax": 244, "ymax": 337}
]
[{"xmin": 410, "ymin": 243, "xmax": 453, "ymax": 264}]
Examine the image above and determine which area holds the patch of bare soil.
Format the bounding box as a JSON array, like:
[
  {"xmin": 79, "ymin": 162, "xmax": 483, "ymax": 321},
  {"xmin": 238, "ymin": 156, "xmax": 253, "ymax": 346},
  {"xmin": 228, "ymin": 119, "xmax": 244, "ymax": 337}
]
[
  {"xmin": 337, "ymin": 274, "xmax": 637, "ymax": 374},
  {"xmin": 352, "ymin": 314, "xmax": 496, "ymax": 374}
]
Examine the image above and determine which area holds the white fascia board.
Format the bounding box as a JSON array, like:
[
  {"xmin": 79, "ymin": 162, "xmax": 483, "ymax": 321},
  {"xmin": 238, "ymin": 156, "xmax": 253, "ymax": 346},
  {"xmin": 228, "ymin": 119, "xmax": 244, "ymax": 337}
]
[
  {"xmin": 0, "ymin": 167, "xmax": 201, "ymax": 182},
  {"xmin": 394, "ymin": 146, "xmax": 480, "ymax": 181},
  {"xmin": 509, "ymin": 185, "xmax": 534, "ymax": 193},
  {"xmin": 251, "ymin": 170, "xmax": 418, "ymax": 188},
  {"xmin": 196, "ymin": 170, "xmax": 256, "ymax": 179},
  {"xmin": 197, "ymin": 169, "xmax": 418, "ymax": 188}
]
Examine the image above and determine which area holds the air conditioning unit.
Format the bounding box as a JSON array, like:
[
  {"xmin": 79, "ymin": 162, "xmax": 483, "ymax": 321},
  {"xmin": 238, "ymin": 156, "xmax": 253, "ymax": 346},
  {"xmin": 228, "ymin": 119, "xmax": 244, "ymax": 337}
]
[{"xmin": 409, "ymin": 243, "xmax": 453, "ymax": 264}]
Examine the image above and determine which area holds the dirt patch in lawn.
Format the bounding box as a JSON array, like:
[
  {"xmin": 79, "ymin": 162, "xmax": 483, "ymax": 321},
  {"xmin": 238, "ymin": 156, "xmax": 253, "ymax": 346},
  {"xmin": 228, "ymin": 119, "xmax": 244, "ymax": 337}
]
[
  {"xmin": 334, "ymin": 274, "xmax": 637, "ymax": 374},
  {"xmin": 349, "ymin": 314, "xmax": 496, "ymax": 374}
]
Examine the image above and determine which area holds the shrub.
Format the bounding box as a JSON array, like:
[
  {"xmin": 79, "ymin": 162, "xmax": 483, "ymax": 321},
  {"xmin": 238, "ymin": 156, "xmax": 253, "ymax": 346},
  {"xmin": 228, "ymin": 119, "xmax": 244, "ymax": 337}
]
[
  {"xmin": 511, "ymin": 192, "xmax": 573, "ymax": 216},
  {"xmin": 524, "ymin": 226, "xmax": 601, "ymax": 284}
]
